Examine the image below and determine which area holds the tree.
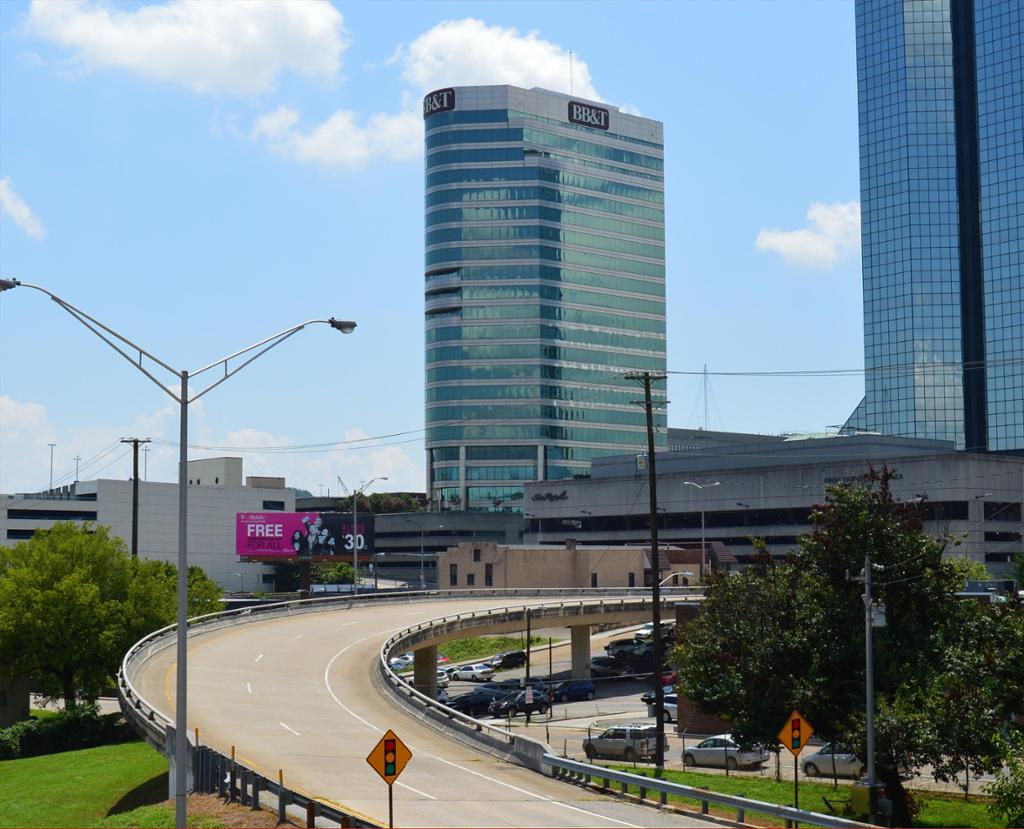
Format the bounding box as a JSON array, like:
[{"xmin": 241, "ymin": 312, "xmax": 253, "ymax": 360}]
[
  {"xmin": 1013, "ymin": 552, "xmax": 1024, "ymax": 590},
  {"xmin": 674, "ymin": 470, "xmax": 1024, "ymax": 825},
  {"xmin": 0, "ymin": 523, "xmax": 223, "ymax": 708},
  {"xmin": 946, "ymin": 555, "xmax": 991, "ymax": 588},
  {"xmin": 313, "ymin": 561, "xmax": 354, "ymax": 584}
]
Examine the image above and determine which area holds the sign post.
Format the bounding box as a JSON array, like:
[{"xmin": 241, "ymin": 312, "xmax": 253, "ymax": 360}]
[
  {"xmin": 366, "ymin": 729, "xmax": 412, "ymax": 828},
  {"xmin": 777, "ymin": 710, "xmax": 814, "ymax": 826}
]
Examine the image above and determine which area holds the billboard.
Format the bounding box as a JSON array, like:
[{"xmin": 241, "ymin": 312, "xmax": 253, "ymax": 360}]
[{"xmin": 236, "ymin": 512, "xmax": 375, "ymax": 561}]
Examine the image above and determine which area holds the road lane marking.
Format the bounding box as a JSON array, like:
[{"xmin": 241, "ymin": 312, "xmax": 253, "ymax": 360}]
[
  {"xmin": 279, "ymin": 722, "xmax": 301, "ymax": 736},
  {"xmin": 396, "ymin": 781, "xmax": 437, "ymax": 800},
  {"xmin": 341, "ymin": 621, "xmax": 360, "ymax": 626},
  {"xmin": 255, "ymin": 653, "xmax": 264, "ymax": 663},
  {"xmin": 323, "ymin": 634, "xmax": 640, "ymax": 828},
  {"xmin": 290, "ymin": 635, "xmax": 304, "ymax": 641},
  {"xmin": 247, "ymin": 683, "xmax": 253, "ymax": 694}
]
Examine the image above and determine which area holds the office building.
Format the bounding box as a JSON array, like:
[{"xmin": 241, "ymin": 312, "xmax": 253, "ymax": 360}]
[
  {"xmin": 423, "ymin": 85, "xmax": 667, "ymax": 512},
  {"xmin": 0, "ymin": 458, "xmax": 292, "ymax": 591},
  {"xmin": 522, "ymin": 429, "xmax": 1023, "ymax": 575},
  {"xmin": 847, "ymin": 0, "xmax": 1022, "ymax": 452}
]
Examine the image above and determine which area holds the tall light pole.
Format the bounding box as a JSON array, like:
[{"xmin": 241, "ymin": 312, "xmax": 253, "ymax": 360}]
[
  {"xmin": 48, "ymin": 443, "xmax": 56, "ymax": 490},
  {"xmin": 340, "ymin": 476, "xmax": 388, "ymax": 592},
  {"xmin": 683, "ymin": 480, "xmax": 720, "ymax": 581},
  {"xmin": 1, "ymin": 277, "xmax": 356, "ymax": 828}
]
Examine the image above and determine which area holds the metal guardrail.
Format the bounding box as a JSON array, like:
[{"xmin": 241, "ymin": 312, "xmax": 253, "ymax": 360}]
[
  {"xmin": 546, "ymin": 755, "xmax": 876, "ymax": 829},
  {"xmin": 117, "ymin": 587, "xmax": 699, "ymax": 825}
]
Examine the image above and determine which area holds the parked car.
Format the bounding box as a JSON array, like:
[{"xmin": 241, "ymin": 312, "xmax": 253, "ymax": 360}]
[
  {"xmin": 551, "ymin": 680, "xmax": 596, "ymax": 702},
  {"xmin": 683, "ymin": 734, "xmax": 770, "ymax": 771},
  {"xmin": 635, "ymin": 622, "xmax": 674, "ymax": 641},
  {"xmin": 448, "ymin": 688, "xmax": 507, "ymax": 716},
  {"xmin": 639, "ymin": 685, "xmax": 675, "ymax": 706},
  {"xmin": 661, "ymin": 669, "xmax": 679, "ymax": 686},
  {"xmin": 590, "ymin": 656, "xmax": 632, "ymax": 678},
  {"xmin": 388, "ymin": 653, "xmax": 413, "ymax": 671},
  {"xmin": 583, "ymin": 724, "xmax": 669, "ymax": 761},
  {"xmin": 488, "ymin": 689, "xmax": 550, "ymax": 718},
  {"xmin": 436, "ymin": 670, "xmax": 450, "ymax": 688},
  {"xmin": 605, "ymin": 638, "xmax": 642, "ymax": 658},
  {"xmin": 436, "ymin": 654, "xmax": 450, "ymax": 664},
  {"xmin": 449, "ymin": 663, "xmax": 496, "ymax": 682},
  {"xmin": 802, "ymin": 743, "xmax": 865, "ymax": 778},
  {"xmin": 488, "ymin": 650, "xmax": 528, "ymax": 669}
]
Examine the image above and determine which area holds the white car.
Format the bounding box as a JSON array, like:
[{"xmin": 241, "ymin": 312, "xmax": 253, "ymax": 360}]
[
  {"xmin": 450, "ymin": 663, "xmax": 496, "ymax": 682},
  {"xmin": 683, "ymin": 734, "xmax": 770, "ymax": 770},
  {"xmin": 388, "ymin": 653, "xmax": 414, "ymax": 671},
  {"xmin": 436, "ymin": 669, "xmax": 450, "ymax": 688}
]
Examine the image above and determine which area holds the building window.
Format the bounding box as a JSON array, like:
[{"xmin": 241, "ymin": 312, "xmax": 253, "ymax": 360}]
[
  {"xmin": 590, "ymin": 572, "xmax": 598, "ymax": 588},
  {"xmin": 473, "ymin": 547, "xmax": 481, "ymax": 562},
  {"xmin": 628, "ymin": 572, "xmax": 635, "ymax": 587},
  {"xmin": 485, "ymin": 563, "xmax": 493, "ymax": 587},
  {"xmin": 449, "ymin": 563, "xmax": 458, "ymax": 586},
  {"xmin": 263, "ymin": 500, "xmax": 285, "ymax": 511},
  {"xmin": 467, "ymin": 573, "xmax": 476, "ymax": 586}
]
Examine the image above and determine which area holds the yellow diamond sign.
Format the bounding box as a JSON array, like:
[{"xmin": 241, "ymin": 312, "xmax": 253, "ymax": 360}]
[
  {"xmin": 367, "ymin": 729, "xmax": 412, "ymax": 784},
  {"xmin": 778, "ymin": 709, "xmax": 814, "ymax": 757}
]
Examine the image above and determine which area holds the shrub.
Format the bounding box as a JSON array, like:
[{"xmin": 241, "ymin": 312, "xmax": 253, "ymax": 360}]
[{"xmin": 0, "ymin": 704, "xmax": 132, "ymax": 760}]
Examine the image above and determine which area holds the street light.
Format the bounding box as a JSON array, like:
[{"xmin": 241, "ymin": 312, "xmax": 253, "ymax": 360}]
[
  {"xmin": 1, "ymin": 278, "xmax": 356, "ymax": 828},
  {"xmin": 339, "ymin": 476, "xmax": 388, "ymax": 592},
  {"xmin": 683, "ymin": 480, "xmax": 720, "ymax": 581},
  {"xmin": 232, "ymin": 571, "xmax": 244, "ymax": 594}
]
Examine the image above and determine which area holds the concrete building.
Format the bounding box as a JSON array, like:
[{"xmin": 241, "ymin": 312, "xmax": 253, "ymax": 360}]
[
  {"xmin": 522, "ymin": 430, "xmax": 1024, "ymax": 575},
  {"xmin": 1, "ymin": 458, "xmax": 293, "ymax": 591},
  {"xmin": 847, "ymin": 0, "xmax": 1023, "ymax": 452},
  {"xmin": 423, "ymin": 84, "xmax": 667, "ymax": 512},
  {"xmin": 442, "ymin": 540, "xmax": 648, "ymax": 590}
]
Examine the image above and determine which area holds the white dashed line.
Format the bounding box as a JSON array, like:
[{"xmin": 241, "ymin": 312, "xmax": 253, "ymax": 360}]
[
  {"xmin": 289, "ymin": 635, "xmax": 303, "ymax": 641},
  {"xmin": 254, "ymin": 653, "xmax": 264, "ymax": 663},
  {"xmin": 396, "ymin": 781, "xmax": 437, "ymax": 800},
  {"xmin": 279, "ymin": 722, "xmax": 301, "ymax": 736},
  {"xmin": 246, "ymin": 683, "xmax": 253, "ymax": 694}
]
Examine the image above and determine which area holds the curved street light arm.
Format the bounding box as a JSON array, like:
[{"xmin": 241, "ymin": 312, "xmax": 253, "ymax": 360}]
[{"xmin": 6, "ymin": 280, "xmax": 182, "ymax": 401}]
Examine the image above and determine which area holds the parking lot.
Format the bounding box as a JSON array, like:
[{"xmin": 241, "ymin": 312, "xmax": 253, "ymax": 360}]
[{"xmin": 433, "ymin": 623, "xmax": 992, "ymax": 796}]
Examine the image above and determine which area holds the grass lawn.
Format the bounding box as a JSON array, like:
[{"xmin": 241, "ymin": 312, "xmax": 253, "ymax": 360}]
[
  {"xmin": 88, "ymin": 805, "xmax": 220, "ymax": 828},
  {"xmin": 28, "ymin": 708, "xmax": 61, "ymax": 721},
  {"xmin": 0, "ymin": 741, "xmax": 169, "ymax": 828},
  {"xmin": 439, "ymin": 635, "xmax": 551, "ymax": 665},
  {"xmin": 615, "ymin": 766, "xmax": 1003, "ymax": 828}
]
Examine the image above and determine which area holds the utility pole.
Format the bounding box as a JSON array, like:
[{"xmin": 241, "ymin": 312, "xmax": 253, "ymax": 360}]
[
  {"xmin": 142, "ymin": 445, "xmax": 150, "ymax": 481},
  {"xmin": 628, "ymin": 369, "xmax": 668, "ymax": 769},
  {"xmin": 48, "ymin": 443, "xmax": 56, "ymax": 491},
  {"xmin": 73, "ymin": 455, "xmax": 81, "ymax": 483},
  {"xmin": 121, "ymin": 437, "xmax": 151, "ymax": 558},
  {"xmin": 852, "ymin": 553, "xmax": 882, "ymax": 824}
]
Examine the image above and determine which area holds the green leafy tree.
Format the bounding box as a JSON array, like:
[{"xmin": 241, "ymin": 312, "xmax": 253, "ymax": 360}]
[
  {"xmin": 988, "ymin": 735, "xmax": 1024, "ymax": 828},
  {"xmin": 946, "ymin": 555, "xmax": 992, "ymax": 588},
  {"xmin": 674, "ymin": 470, "xmax": 1024, "ymax": 825},
  {"xmin": 0, "ymin": 523, "xmax": 222, "ymax": 708},
  {"xmin": 312, "ymin": 561, "xmax": 354, "ymax": 584},
  {"xmin": 1012, "ymin": 552, "xmax": 1024, "ymax": 590}
]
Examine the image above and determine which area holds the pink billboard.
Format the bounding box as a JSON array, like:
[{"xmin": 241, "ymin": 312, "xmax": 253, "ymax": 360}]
[{"xmin": 235, "ymin": 512, "xmax": 374, "ymax": 560}]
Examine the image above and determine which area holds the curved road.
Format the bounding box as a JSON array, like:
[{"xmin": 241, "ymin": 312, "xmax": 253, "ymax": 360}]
[{"xmin": 134, "ymin": 596, "xmax": 715, "ymax": 828}]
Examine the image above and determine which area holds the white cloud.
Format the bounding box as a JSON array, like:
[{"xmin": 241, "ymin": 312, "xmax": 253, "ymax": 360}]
[
  {"xmin": 0, "ymin": 177, "xmax": 46, "ymax": 239},
  {"xmin": 401, "ymin": 19, "xmax": 600, "ymax": 100},
  {"xmin": 27, "ymin": 0, "xmax": 346, "ymax": 96},
  {"xmin": 755, "ymin": 201, "xmax": 861, "ymax": 269},
  {"xmin": 252, "ymin": 105, "xmax": 422, "ymax": 169}
]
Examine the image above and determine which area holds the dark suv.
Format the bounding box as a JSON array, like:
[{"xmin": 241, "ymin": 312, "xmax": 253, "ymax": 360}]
[
  {"xmin": 552, "ymin": 680, "xmax": 596, "ymax": 702},
  {"xmin": 489, "ymin": 650, "xmax": 528, "ymax": 669},
  {"xmin": 488, "ymin": 689, "xmax": 550, "ymax": 718},
  {"xmin": 448, "ymin": 687, "xmax": 507, "ymax": 717}
]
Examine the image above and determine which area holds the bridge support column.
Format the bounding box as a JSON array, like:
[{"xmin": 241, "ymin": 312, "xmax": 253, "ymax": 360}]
[
  {"xmin": 413, "ymin": 645, "xmax": 438, "ymax": 700},
  {"xmin": 570, "ymin": 624, "xmax": 591, "ymax": 679}
]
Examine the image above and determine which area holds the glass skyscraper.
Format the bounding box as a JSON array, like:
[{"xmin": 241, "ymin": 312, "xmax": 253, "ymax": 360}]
[
  {"xmin": 849, "ymin": 0, "xmax": 1022, "ymax": 452},
  {"xmin": 423, "ymin": 86, "xmax": 667, "ymax": 511}
]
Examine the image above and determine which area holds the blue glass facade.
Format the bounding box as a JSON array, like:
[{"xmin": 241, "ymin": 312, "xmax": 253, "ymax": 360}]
[
  {"xmin": 854, "ymin": 0, "xmax": 1023, "ymax": 451},
  {"xmin": 424, "ymin": 86, "xmax": 667, "ymax": 511}
]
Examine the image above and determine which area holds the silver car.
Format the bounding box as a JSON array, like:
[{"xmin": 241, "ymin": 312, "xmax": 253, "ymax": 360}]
[
  {"xmin": 682, "ymin": 734, "xmax": 770, "ymax": 770},
  {"xmin": 802, "ymin": 742, "xmax": 864, "ymax": 778}
]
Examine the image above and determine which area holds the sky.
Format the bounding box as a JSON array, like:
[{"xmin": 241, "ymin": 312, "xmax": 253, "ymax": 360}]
[{"xmin": 0, "ymin": 0, "xmax": 865, "ymax": 497}]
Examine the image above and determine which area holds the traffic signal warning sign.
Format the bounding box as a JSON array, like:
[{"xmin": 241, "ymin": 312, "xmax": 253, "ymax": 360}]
[
  {"xmin": 777, "ymin": 709, "xmax": 814, "ymax": 757},
  {"xmin": 367, "ymin": 729, "xmax": 412, "ymax": 784}
]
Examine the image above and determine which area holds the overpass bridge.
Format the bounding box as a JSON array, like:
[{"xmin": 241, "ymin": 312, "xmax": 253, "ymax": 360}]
[{"xmin": 121, "ymin": 588, "xmax": 709, "ymax": 828}]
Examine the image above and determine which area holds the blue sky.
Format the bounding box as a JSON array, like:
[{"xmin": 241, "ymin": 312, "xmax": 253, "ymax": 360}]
[{"xmin": 0, "ymin": 0, "xmax": 864, "ymax": 496}]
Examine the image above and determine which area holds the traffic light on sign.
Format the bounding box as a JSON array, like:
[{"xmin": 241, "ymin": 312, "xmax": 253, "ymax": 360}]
[
  {"xmin": 384, "ymin": 739, "xmax": 396, "ymax": 776},
  {"xmin": 791, "ymin": 718, "xmax": 801, "ymax": 749}
]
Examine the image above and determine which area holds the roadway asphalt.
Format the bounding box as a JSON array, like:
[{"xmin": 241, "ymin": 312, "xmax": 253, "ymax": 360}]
[{"xmin": 133, "ymin": 596, "xmax": 719, "ymax": 828}]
